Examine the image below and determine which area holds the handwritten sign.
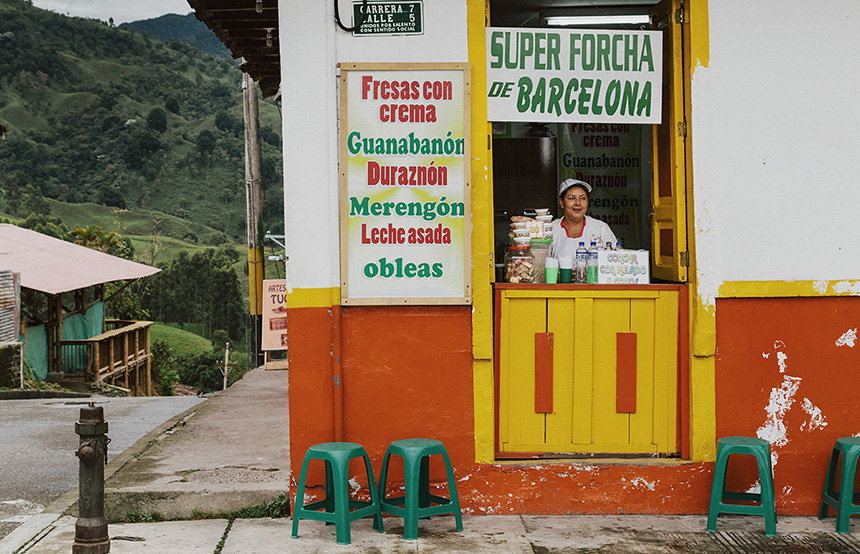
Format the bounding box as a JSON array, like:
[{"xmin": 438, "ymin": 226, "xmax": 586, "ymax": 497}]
[{"xmin": 597, "ymin": 250, "xmax": 650, "ymax": 284}]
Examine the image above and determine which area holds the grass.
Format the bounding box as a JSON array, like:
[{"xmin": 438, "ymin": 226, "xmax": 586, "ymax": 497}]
[{"xmin": 150, "ymin": 323, "xmax": 213, "ymax": 356}]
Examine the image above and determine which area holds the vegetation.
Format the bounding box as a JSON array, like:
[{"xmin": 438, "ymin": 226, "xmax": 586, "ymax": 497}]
[
  {"xmin": 0, "ymin": 0, "xmax": 284, "ymax": 241},
  {"xmin": 0, "ymin": 0, "xmax": 288, "ymax": 392}
]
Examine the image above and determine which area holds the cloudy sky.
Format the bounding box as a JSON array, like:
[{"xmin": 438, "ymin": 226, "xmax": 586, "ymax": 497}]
[{"xmin": 30, "ymin": 0, "xmax": 192, "ymax": 25}]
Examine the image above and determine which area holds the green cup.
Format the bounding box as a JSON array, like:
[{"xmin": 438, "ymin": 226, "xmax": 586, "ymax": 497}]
[
  {"xmin": 559, "ymin": 268, "xmax": 573, "ymax": 284},
  {"xmin": 545, "ymin": 267, "xmax": 558, "ymax": 284}
]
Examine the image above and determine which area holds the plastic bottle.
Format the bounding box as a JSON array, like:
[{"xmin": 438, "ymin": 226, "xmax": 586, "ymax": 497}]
[
  {"xmin": 586, "ymin": 241, "xmax": 598, "ymax": 284},
  {"xmin": 615, "ymin": 240, "xmax": 623, "ymax": 251},
  {"xmin": 575, "ymin": 241, "xmax": 587, "ymax": 284}
]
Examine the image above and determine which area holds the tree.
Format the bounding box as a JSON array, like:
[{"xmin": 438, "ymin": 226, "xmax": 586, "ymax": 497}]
[
  {"xmin": 146, "ymin": 107, "xmax": 167, "ymax": 133},
  {"xmin": 197, "ymin": 130, "xmax": 216, "ymax": 154},
  {"xmin": 19, "ymin": 213, "xmax": 71, "ymax": 240},
  {"xmin": 24, "ymin": 184, "xmax": 49, "ymax": 215},
  {"xmin": 71, "ymin": 224, "xmax": 132, "ymax": 257},
  {"xmin": 165, "ymin": 97, "xmax": 180, "ymax": 115},
  {"xmin": 3, "ymin": 174, "xmax": 21, "ymax": 216},
  {"xmin": 214, "ymin": 111, "xmax": 239, "ymax": 134},
  {"xmin": 141, "ymin": 247, "xmax": 245, "ymax": 341}
]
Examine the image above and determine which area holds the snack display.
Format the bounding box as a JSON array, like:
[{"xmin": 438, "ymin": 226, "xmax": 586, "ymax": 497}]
[{"xmin": 505, "ymin": 245, "xmax": 534, "ymax": 283}]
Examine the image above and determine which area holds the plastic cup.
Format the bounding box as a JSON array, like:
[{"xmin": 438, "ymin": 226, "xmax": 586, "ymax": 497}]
[
  {"xmin": 545, "ymin": 266, "xmax": 558, "ymax": 284},
  {"xmin": 559, "ymin": 268, "xmax": 572, "ymax": 283}
]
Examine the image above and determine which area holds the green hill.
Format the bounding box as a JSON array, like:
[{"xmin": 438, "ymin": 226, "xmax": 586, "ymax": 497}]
[
  {"xmin": 150, "ymin": 322, "xmax": 213, "ymax": 356},
  {"xmin": 120, "ymin": 13, "xmax": 232, "ymax": 60},
  {"xmin": 0, "ymin": 0, "xmax": 283, "ymax": 242}
]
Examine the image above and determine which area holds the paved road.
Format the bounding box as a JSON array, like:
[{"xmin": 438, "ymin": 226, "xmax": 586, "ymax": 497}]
[{"xmin": 0, "ymin": 395, "xmax": 204, "ymax": 540}]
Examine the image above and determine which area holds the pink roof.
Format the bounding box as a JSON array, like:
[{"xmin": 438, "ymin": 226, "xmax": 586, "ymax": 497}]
[{"xmin": 0, "ymin": 224, "xmax": 160, "ymax": 295}]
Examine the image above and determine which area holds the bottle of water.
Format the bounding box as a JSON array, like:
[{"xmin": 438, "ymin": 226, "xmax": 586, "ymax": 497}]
[
  {"xmin": 575, "ymin": 241, "xmax": 587, "ymax": 284},
  {"xmin": 615, "ymin": 240, "xmax": 623, "ymax": 251},
  {"xmin": 586, "ymin": 241, "xmax": 598, "ymax": 284}
]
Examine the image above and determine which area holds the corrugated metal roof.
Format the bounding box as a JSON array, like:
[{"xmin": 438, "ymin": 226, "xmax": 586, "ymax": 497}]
[
  {"xmin": 0, "ymin": 270, "xmax": 19, "ymax": 342},
  {"xmin": 0, "ymin": 224, "xmax": 160, "ymax": 295}
]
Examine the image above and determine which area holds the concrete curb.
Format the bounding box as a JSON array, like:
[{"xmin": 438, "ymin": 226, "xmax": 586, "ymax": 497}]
[
  {"xmin": 0, "ymin": 390, "xmax": 91, "ymax": 400},
  {"xmin": 42, "ymin": 397, "xmax": 206, "ymax": 517}
]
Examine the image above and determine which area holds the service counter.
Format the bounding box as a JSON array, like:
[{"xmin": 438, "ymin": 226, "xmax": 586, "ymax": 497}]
[{"xmin": 493, "ymin": 283, "xmax": 689, "ymax": 460}]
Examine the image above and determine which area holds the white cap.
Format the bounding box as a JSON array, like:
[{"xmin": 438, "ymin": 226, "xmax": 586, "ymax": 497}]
[{"xmin": 558, "ymin": 178, "xmax": 592, "ymax": 197}]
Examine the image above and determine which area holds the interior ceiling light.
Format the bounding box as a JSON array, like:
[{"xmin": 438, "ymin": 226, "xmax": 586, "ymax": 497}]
[
  {"xmin": 545, "ymin": 15, "xmax": 650, "ymax": 26},
  {"xmin": 255, "ymin": 0, "xmax": 263, "ymax": 14}
]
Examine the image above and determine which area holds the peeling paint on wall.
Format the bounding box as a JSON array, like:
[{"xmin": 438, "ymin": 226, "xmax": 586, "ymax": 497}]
[
  {"xmin": 800, "ymin": 398, "xmax": 827, "ymax": 432},
  {"xmin": 813, "ymin": 280, "xmax": 829, "ymax": 294},
  {"xmin": 756, "ymin": 367, "xmax": 801, "ymax": 448},
  {"xmin": 832, "ymin": 281, "xmax": 860, "ymax": 295},
  {"xmin": 836, "ymin": 328, "xmax": 857, "ymax": 348}
]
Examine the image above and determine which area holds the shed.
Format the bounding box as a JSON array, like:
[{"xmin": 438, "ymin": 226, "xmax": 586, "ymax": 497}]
[{"xmin": 0, "ymin": 224, "xmax": 160, "ymax": 394}]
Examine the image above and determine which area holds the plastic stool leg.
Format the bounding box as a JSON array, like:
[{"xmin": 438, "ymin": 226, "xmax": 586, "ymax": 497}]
[
  {"xmin": 291, "ymin": 454, "xmax": 314, "ymax": 539},
  {"xmin": 706, "ymin": 448, "xmax": 730, "ymax": 533},
  {"xmin": 440, "ymin": 448, "xmax": 464, "ymax": 532},
  {"xmin": 403, "ymin": 453, "xmax": 421, "ymax": 540},
  {"xmin": 836, "ymin": 449, "xmax": 859, "ymax": 534},
  {"xmin": 361, "ymin": 453, "xmax": 384, "ymax": 533},
  {"xmin": 333, "ymin": 456, "xmax": 352, "ymax": 545},
  {"xmin": 820, "ymin": 447, "xmax": 839, "ymax": 519},
  {"xmin": 755, "ymin": 452, "xmax": 777, "ymax": 537},
  {"xmin": 419, "ymin": 456, "xmax": 431, "ymax": 510}
]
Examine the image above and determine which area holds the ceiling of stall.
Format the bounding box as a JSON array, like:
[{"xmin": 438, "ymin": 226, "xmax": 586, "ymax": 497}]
[
  {"xmin": 185, "ymin": 0, "xmax": 665, "ymax": 98},
  {"xmin": 489, "ymin": 0, "xmax": 662, "ymax": 28}
]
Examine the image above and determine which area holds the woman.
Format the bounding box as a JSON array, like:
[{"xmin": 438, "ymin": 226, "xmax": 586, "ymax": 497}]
[{"xmin": 550, "ymin": 178, "xmax": 617, "ymax": 260}]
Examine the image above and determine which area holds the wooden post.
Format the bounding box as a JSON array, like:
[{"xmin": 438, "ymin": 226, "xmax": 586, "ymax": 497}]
[
  {"xmin": 145, "ymin": 326, "xmax": 152, "ymax": 396},
  {"xmin": 243, "ymin": 71, "xmax": 264, "ymax": 369}
]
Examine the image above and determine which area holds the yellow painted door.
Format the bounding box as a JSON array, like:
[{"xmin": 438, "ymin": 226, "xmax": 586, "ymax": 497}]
[
  {"xmin": 498, "ymin": 289, "xmax": 678, "ymax": 456},
  {"xmin": 650, "ymin": 0, "xmax": 688, "ymax": 282}
]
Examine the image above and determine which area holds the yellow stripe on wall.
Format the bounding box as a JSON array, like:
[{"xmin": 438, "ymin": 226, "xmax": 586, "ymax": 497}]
[
  {"xmin": 720, "ymin": 280, "xmax": 860, "ymax": 298},
  {"xmin": 470, "ymin": 0, "xmax": 495, "ymax": 464},
  {"xmin": 286, "ymin": 287, "xmax": 341, "ymax": 309}
]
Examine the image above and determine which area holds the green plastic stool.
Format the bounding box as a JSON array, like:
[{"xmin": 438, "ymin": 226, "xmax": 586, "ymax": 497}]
[
  {"xmin": 819, "ymin": 437, "xmax": 860, "ymax": 534},
  {"xmin": 291, "ymin": 442, "xmax": 383, "ymax": 545},
  {"xmin": 707, "ymin": 436, "xmax": 777, "ymax": 537},
  {"xmin": 378, "ymin": 438, "xmax": 464, "ymax": 540}
]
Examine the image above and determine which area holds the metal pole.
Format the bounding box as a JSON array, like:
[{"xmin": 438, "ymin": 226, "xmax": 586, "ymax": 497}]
[
  {"xmin": 74, "ymin": 400, "xmax": 110, "ymax": 554},
  {"xmin": 223, "ymin": 342, "xmax": 230, "ymax": 391}
]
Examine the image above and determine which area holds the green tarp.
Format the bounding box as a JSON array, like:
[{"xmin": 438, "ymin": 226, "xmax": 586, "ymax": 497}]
[{"xmin": 23, "ymin": 302, "xmax": 105, "ymax": 380}]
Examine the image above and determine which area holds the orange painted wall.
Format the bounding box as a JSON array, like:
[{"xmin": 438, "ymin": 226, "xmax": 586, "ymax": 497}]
[
  {"xmin": 288, "ymin": 304, "xmax": 714, "ymax": 514},
  {"xmin": 715, "ymin": 297, "xmax": 860, "ymax": 515}
]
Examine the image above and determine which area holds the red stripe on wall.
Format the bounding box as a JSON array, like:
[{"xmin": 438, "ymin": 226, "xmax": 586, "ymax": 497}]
[{"xmin": 616, "ymin": 332, "xmax": 637, "ymax": 413}]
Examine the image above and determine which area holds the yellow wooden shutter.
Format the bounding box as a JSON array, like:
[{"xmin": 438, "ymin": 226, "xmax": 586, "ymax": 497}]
[{"xmin": 651, "ymin": 0, "xmax": 688, "ymax": 282}]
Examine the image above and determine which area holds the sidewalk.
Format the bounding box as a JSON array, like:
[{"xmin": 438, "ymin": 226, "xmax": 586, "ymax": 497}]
[
  {"xmin": 7, "ymin": 512, "xmax": 860, "ymax": 553},
  {"xmin": 4, "ymin": 367, "xmax": 860, "ymax": 553}
]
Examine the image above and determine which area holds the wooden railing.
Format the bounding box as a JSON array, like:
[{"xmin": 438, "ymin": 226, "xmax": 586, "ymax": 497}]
[{"xmin": 59, "ymin": 320, "xmax": 153, "ymax": 396}]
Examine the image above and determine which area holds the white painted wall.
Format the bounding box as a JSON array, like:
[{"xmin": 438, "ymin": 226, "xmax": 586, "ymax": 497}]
[
  {"xmin": 692, "ymin": 2, "xmax": 860, "ymax": 305},
  {"xmin": 279, "ymin": 1, "xmax": 468, "ymax": 291}
]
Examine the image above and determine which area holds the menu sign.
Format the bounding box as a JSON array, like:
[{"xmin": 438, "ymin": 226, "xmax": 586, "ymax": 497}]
[{"xmin": 339, "ymin": 64, "xmax": 471, "ymax": 305}]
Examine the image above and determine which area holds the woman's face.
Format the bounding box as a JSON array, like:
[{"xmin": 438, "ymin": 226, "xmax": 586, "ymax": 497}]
[{"xmin": 560, "ymin": 185, "xmax": 589, "ymax": 222}]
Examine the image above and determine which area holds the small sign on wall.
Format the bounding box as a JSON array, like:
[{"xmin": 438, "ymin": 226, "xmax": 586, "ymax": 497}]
[
  {"xmin": 261, "ymin": 279, "xmax": 287, "ymax": 351},
  {"xmin": 597, "ymin": 250, "xmax": 650, "ymax": 284},
  {"xmin": 353, "ymin": 1, "xmax": 423, "ymax": 36}
]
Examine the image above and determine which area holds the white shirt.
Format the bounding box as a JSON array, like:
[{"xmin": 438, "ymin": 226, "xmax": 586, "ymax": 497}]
[{"xmin": 550, "ymin": 216, "xmax": 618, "ymax": 261}]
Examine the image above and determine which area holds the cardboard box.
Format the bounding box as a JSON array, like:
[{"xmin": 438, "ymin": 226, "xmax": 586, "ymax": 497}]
[{"xmin": 597, "ymin": 249, "xmax": 650, "ymax": 284}]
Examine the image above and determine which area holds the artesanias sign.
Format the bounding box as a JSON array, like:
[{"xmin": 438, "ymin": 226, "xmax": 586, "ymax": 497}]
[
  {"xmin": 486, "ymin": 27, "xmax": 662, "ymax": 124},
  {"xmin": 339, "ymin": 63, "xmax": 471, "ymax": 305}
]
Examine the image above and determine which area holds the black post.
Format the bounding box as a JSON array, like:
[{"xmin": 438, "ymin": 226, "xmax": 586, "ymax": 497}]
[{"xmin": 74, "ymin": 400, "xmax": 110, "ymax": 554}]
